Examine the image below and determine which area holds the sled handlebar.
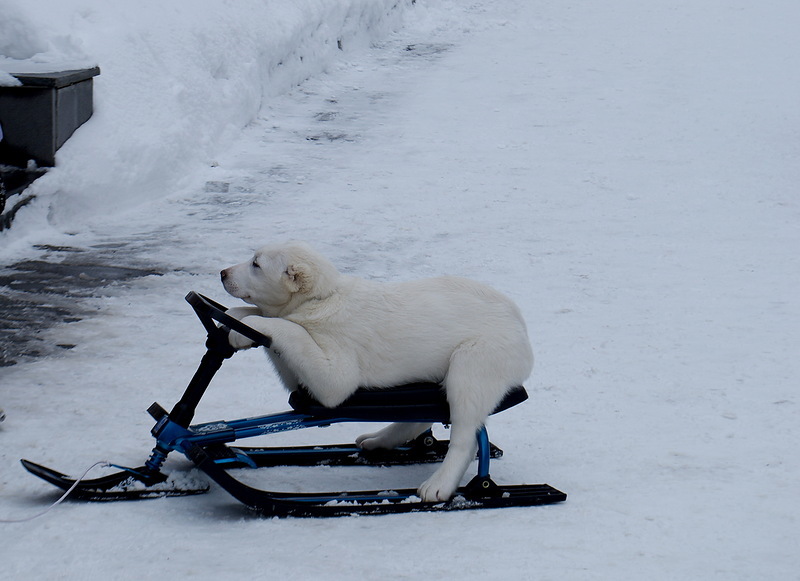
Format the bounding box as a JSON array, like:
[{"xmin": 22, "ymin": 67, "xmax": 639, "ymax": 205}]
[{"xmin": 185, "ymin": 291, "xmax": 272, "ymax": 349}]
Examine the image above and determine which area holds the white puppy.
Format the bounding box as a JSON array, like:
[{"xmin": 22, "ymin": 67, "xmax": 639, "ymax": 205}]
[{"xmin": 221, "ymin": 242, "xmax": 533, "ymax": 502}]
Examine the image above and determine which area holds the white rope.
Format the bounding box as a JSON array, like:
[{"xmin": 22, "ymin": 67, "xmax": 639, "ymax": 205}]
[{"xmin": 0, "ymin": 461, "xmax": 111, "ymax": 523}]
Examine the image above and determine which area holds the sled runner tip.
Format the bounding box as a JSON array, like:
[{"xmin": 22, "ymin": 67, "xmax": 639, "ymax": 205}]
[{"xmin": 20, "ymin": 459, "xmax": 210, "ymax": 501}]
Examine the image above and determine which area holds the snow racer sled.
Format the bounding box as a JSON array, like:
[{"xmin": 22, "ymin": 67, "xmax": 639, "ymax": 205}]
[{"xmin": 22, "ymin": 292, "xmax": 566, "ymax": 517}]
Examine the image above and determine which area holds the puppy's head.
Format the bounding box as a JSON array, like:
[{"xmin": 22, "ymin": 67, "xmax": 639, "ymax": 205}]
[{"xmin": 221, "ymin": 242, "xmax": 339, "ymax": 315}]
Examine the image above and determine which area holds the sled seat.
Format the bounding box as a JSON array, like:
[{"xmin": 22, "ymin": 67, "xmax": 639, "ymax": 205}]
[{"xmin": 288, "ymin": 383, "xmax": 528, "ymax": 422}]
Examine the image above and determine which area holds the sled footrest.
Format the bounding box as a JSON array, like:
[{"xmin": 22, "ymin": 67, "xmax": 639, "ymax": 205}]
[
  {"xmin": 200, "ymin": 430, "xmax": 505, "ymax": 469},
  {"xmin": 288, "ymin": 383, "xmax": 528, "ymax": 422}
]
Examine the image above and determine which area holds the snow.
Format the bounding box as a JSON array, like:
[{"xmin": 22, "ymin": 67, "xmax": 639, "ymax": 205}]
[
  {"xmin": 0, "ymin": 0, "xmax": 411, "ymax": 229},
  {"xmin": 1, "ymin": 0, "xmax": 799, "ymax": 579},
  {"xmin": 0, "ymin": 71, "xmax": 21, "ymax": 87}
]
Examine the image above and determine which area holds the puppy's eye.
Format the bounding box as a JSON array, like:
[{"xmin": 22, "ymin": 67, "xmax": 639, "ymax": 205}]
[{"xmin": 252, "ymin": 261, "xmax": 260, "ymax": 269}]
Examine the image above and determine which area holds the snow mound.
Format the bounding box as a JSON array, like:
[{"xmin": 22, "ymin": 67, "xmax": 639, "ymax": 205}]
[{"xmin": 0, "ymin": 0, "xmax": 413, "ymax": 225}]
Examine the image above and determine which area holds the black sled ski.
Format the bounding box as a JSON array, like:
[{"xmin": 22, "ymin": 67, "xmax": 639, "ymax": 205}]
[
  {"xmin": 20, "ymin": 459, "xmax": 209, "ymax": 501},
  {"xmin": 22, "ymin": 291, "xmax": 566, "ymax": 516},
  {"xmin": 188, "ymin": 444, "xmax": 565, "ymax": 517}
]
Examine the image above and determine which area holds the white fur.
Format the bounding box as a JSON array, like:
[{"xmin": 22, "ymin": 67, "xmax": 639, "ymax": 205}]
[{"xmin": 221, "ymin": 242, "xmax": 533, "ymax": 502}]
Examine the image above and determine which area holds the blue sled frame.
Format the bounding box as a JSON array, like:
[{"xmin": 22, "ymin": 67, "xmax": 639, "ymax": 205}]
[{"xmin": 21, "ymin": 292, "xmax": 566, "ymax": 517}]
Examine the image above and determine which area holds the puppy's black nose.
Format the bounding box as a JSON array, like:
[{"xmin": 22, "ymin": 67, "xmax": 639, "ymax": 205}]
[{"xmin": 220, "ymin": 269, "xmax": 227, "ymax": 281}]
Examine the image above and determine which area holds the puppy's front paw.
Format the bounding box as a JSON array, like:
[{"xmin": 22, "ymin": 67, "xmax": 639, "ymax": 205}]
[{"xmin": 228, "ymin": 329, "xmax": 255, "ymax": 350}]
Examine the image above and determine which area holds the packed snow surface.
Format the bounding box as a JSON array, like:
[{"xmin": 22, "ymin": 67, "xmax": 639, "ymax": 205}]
[{"xmin": 1, "ymin": 0, "xmax": 799, "ymax": 579}]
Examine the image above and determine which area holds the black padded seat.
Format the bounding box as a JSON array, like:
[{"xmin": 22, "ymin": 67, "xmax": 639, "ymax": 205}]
[{"xmin": 289, "ymin": 382, "xmax": 528, "ymax": 422}]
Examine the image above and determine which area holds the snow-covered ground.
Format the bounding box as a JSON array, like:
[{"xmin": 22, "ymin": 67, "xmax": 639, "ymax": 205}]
[{"xmin": 2, "ymin": 0, "xmax": 799, "ymax": 579}]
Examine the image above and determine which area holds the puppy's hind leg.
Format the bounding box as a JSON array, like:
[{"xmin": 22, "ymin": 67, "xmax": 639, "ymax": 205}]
[
  {"xmin": 417, "ymin": 417, "xmax": 481, "ymax": 502},
  {"xmin": 356, "ymin": 422, "xmax": 432, "ymax": 450},
  {"xmin": 417, "ymin": 343, "xmax": 514, "ymax": 502}
]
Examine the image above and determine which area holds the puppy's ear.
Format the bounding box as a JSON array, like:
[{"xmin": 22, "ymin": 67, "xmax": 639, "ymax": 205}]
[{"xmin": 283, "ymin": 263, "xmax": 311, "ymax": 294}]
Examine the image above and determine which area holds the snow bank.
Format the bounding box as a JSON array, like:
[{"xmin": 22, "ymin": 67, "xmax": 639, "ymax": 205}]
[{"xmin": 0, "ymin": 0, "xmax": 412, "ymax": 226}]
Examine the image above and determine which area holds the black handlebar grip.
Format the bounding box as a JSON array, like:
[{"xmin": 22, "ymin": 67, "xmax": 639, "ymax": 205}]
[{"xmin": 185, "ymin": 292, "xmax": 272, "ymax": 348}]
